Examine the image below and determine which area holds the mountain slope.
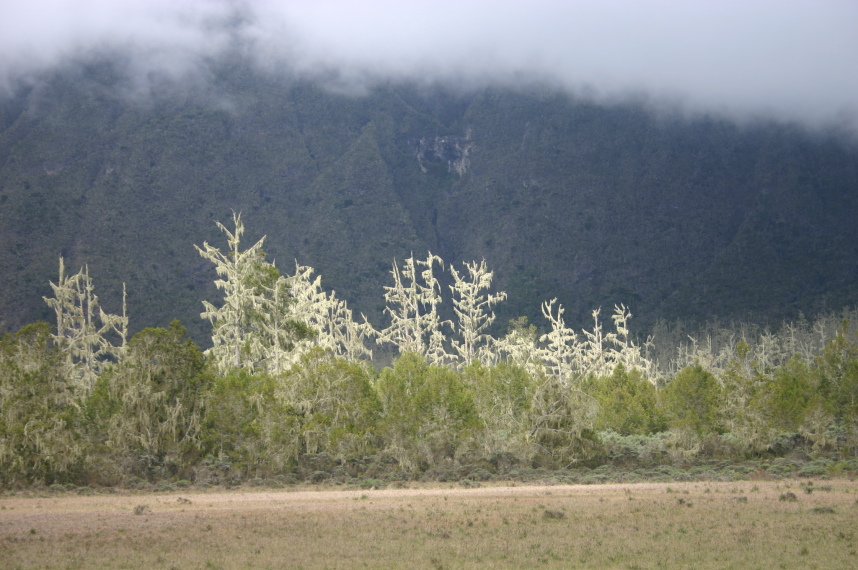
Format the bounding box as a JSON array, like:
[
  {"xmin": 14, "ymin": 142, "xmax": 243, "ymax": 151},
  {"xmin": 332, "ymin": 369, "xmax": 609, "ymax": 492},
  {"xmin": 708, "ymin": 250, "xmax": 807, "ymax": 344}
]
[{"xmin": 0, "ymin": 61, "xmax": 856, "ymax": 343}]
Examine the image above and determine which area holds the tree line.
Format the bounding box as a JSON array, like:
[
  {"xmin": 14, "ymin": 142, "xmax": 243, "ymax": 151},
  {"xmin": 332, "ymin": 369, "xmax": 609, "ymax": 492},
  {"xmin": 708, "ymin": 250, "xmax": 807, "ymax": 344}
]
[{"xmin": 1, "ymin": 214, "xmax": 856, "ymax": 487}]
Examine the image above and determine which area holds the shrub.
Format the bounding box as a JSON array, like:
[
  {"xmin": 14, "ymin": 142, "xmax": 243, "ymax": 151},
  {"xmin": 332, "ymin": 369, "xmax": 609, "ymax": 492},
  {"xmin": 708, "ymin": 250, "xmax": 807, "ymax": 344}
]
[
  {"xmin": 597, "ymin": 430, "xmax": 670, "ymax": 466},
  {"xmin": 87, "ymin": 321, "xmax": 212, "ymax": 482},
  {"xmin": 278, "ymin": 349, "xmax": 382, "ymax": 461},
  {"xmin": 798, "ymin": 459, "xmax": 831, "ymax": 478},
  {"xmin": 587, "ymin": 365, "xmax": 667, "ymax": 435},
  {"xmin": 0, "ymin": 323, "xmax": 88, "ymax": 486},
  {"xmin": 201, "ymin": 369, "xmax": 297, "ymax": 477},
  {"xmin": 376, "ymin": 354, "xmax": 479, "ymax": 470},
  {"xmin": 466, "ymin": 362, "xmax": 535, "ymax": 458},
  {"xmin": 661, "ymin": 364, "xmax": 724, "ymax": 436}
]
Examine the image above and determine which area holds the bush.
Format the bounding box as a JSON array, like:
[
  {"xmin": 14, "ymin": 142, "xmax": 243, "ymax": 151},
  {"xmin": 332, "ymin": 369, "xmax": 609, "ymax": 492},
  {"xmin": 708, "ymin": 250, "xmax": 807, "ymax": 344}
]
[
  {"xmin": 587, "ymin": 365, "xmax": 667, "ymax": 435},
  {"xmin": 278, "ymin": 350, "xmax": 382, "ymax": 461},
  {"xmin": 798, "ymin": 459, "xmax": 831, "ymax": 478},
  {"xmin": 766, "ymin": 459, "xmax": 797, "ymax": 478},
  {"xmin": 87, "ymin": 321, "xmax": 212, "ymax": 482},
  {"xmin": 597, "ymin": 430, "xmax": 670, "ymax": 465},
  {"xmin": 0, "ymin": 323, "xmax": 88, "ymax": 486},
  {"xmin": 201, "ymin": 370, "xmax": 297, "ymax": 478},
  {"xmin": 661, "ymin": 364, "xmax": 724, "ymax": 436},
  {"xmin": 376, "ymin": 354, "xmax": 479, "ymax": 470}
]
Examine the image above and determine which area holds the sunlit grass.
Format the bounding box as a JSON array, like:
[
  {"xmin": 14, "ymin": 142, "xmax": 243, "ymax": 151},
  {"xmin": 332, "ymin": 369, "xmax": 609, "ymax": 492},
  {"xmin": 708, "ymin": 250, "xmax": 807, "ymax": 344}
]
[{"xmin": 1, "ymin": 480, "xmax": 856, "ymax": 568}]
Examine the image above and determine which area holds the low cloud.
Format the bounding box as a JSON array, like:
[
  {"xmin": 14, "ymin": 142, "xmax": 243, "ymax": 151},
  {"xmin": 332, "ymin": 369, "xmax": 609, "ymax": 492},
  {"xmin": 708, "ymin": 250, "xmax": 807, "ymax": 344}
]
[{"xmin": 2, "ymin": 0, "xmax": 857, "ymax": 130}]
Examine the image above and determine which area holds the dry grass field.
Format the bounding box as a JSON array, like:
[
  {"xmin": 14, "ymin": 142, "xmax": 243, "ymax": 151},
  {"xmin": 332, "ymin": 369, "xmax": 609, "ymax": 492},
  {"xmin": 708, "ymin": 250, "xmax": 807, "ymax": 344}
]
[{"xmin": 1, "ymin": 479, "xmax": 856, "ymax": 569}]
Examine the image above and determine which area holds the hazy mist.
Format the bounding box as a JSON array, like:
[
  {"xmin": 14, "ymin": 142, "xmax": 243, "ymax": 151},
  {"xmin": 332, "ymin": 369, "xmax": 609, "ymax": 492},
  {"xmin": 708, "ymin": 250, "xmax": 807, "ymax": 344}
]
[{"xmin": 1, "ymin": 0, "xmax": 857, "ymax": 130}]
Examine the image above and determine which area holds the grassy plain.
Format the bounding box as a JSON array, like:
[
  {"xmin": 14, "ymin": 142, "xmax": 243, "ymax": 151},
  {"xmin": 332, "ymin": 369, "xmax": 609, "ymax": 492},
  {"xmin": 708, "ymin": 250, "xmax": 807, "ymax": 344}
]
[{"xmin": 1, "ymin": 480, "xmax": 856, "ymax": 569}]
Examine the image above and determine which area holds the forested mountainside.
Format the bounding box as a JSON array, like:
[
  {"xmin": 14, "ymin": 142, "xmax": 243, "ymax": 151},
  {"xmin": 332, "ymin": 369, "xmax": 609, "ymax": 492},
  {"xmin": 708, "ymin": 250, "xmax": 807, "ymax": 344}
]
[{"xmin": 1, "ymin": 58, "xmax": 857, "ymax": 344}]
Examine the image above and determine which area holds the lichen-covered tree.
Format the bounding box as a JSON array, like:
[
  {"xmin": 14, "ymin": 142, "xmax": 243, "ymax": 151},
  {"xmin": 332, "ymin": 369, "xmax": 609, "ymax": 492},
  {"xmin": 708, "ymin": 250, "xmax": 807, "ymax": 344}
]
[
  {"xmin": 806, "ymin": 319, "xmax": 858, "ymax": 451},
  {"xmin": 378, "ymin": 253, "xmax": 450, "ymax": 365},
  {"xmin": 717, "ymin": 342, "xmax": 774, "ymax": 453},
  {"xmin": 254, "ymin": 270, "xmax": 315, "ymax": 374},
  {"xmin": 538, "ymin": 301, "xmax": 657, "ymax": 385},
  {"xmin": 579, "ymin": 308, "xmax": 614, "ymax": 376},
  {"xmin": 527, "ymin": 373, "xmax": 599, "ymax": 466},
  {"xmin": 43, "ymin": 257, "xmax": 127, "ymax": 395},
  {"xmin": 607, "ymin": 305, "xmax": 659, "ymax": 383},
  {"xmin": 196, "ymin": 213, "xmax": 311, "ymax": 374},
  {"xmin": 465, "ymin": 361, "xmax": 536, "ymax": 458},
  {"xmin": 537, "ymin": 299, "xmax": 584, "ymax": 385},
  {"xmin": 449, "ymin": 260, "xmax": 507, "ymax": 368},
  {"xmin": 196, "ymin": 212, "xmax": 271, "ymax": 372},
  {"xmin": 288, "ymin": 263, "xmax": 375, "ymax": 365},
  {"xmin": 492, "ymin": 316, "xmax": 542, "ymax": 376}
]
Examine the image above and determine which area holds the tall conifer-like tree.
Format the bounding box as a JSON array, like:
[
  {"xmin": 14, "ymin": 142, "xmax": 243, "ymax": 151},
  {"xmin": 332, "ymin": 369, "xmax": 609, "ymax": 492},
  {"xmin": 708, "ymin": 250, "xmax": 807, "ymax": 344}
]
[
  {"xmin": 287, "ymin": 263, "xmax": 375, "ymax": 364},
  {"xmin": 43, "ymin": 257, "xmax": 127, "ymax": 395},
  {"xmin": 256, "ymin": 271, "xmax": 315, "ymax": 374},
  {"xmin": 449, "ymin": 260, "xmax": 507, "ymax": 367},
  {"xmin": 196, "ymin": 213, "xmax": 312, "ymax": 373},
  {"xmin": 196, "ymin": 212, "xmax": 270, "ymax": 372},
  {"xmin": 538, "ymin": 299, "xmax": 584, "ymax": 385},
  {"xmin": 493, "ymin": 316, "xmax": 542, "ymax": 376},
  {"xmin": 378, "ymin": 253, "xmax": 450, "ymax": 365}
]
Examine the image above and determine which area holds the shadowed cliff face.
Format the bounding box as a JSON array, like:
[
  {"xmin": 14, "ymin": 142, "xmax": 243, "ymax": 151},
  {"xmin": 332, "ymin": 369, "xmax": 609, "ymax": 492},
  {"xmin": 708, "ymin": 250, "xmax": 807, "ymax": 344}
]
[{"xmin": 1, "ymin": 62, "xmax": 857, "ymax": 344}]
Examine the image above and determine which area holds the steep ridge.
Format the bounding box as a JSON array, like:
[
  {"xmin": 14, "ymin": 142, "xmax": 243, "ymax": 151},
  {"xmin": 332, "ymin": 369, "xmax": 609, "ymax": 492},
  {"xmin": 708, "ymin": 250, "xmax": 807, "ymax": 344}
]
[{"xmin": 0, "ymin": 62, "xmax": 856, "ymax": 344}]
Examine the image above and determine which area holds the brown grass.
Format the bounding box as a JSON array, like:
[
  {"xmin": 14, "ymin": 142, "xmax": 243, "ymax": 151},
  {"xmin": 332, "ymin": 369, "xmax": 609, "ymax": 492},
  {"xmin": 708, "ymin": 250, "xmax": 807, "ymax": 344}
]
[{"xmin": 1, "ymin": 480, "xmax": 856, "ymax": 568}]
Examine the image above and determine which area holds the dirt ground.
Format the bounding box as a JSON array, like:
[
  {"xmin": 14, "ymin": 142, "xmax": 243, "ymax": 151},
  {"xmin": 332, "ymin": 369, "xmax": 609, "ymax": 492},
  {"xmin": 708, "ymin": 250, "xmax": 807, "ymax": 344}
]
[
  {"xmin": 0, "ymin": 481, "xmax": 693, "ymax": 535},
  {"xmin": 2, "ymin": 480, "xmax": 856, "ymax": 569}
]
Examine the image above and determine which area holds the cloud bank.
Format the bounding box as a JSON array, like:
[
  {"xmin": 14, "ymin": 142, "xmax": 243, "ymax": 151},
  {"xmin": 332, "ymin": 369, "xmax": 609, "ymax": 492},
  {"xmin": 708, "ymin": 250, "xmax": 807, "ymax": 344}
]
[{"xmin": 1, "ymin": 0, "xmax": 857, "ymax": 130}]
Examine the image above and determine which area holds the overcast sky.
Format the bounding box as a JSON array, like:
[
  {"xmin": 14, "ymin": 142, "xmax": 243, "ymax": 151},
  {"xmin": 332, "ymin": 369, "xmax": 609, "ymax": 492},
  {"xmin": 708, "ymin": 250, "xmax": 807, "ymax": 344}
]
[{"xmin": 1, "ymin": 0, "xmax": 856, "ymax": 130}]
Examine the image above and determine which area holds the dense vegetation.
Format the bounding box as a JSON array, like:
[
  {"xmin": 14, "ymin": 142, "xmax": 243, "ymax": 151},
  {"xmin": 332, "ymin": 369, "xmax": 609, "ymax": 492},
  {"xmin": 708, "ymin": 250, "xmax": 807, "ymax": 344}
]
[{"xmin": 2, "ymin": 216, "xmax": 856, "ymax": 488}]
